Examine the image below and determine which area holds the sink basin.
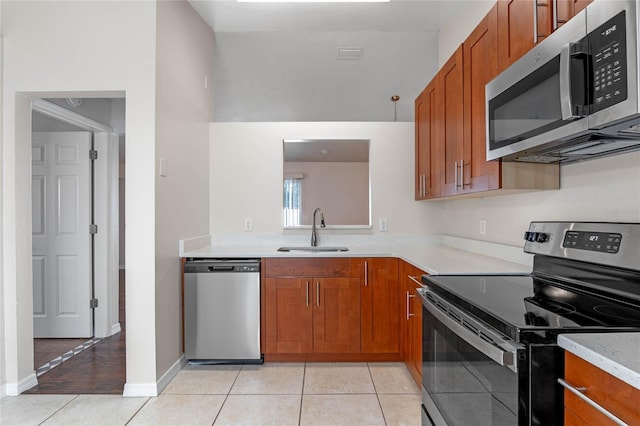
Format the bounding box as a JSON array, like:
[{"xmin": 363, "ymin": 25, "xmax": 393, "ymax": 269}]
[{"xmin": 277, "ymin": 246, "xmax": 349, "ymax": 252}]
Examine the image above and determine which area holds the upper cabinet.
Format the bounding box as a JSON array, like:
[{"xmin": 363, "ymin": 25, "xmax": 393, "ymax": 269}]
[
  {"xmin": 415, "ymin": 0, "xmax": 563, "ymax": 201},
  {"xmin": 415, "ymin": 80, "xmax": 439, "ymax": 200},
  {"xmin": 498, "ymin": 0, "xmax": 593, "ymax": 71}
]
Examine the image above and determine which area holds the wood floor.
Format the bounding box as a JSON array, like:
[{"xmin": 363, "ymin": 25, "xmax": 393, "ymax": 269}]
[{"xmin": 26, "ymin": 271, "xmax": 126, "ymax": 394}]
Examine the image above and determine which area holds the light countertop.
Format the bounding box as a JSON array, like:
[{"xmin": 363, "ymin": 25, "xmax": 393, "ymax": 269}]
[
  {"xmin": 181, "ymin": 235, "xmax": 532, "ymax": 276},
  {"xmin": 558, "ymin": 333, "xmax": 640, "ymax": 390}
]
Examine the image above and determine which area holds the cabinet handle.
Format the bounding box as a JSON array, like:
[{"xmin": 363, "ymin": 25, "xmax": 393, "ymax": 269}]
[
  {"xmin": 364, "ymin": 261, "xmax": 368, "ymax": 287},
  {"xmin": 557, "ymin": 378, "xmax": 629, "ymax": 426},
  {"xmin": 407, "ymin": 275, "xmax": 423, "ymax": 287},
  {"xmin": 459, "ymin": 159, "xmax": 464, "ymax": 188},
  {"xmin": 454, "ymin": 161, "xmax": 458, "ymax": 189},
  {"xmin": 423, "ymin": 174, "xmax": 429, "ymax": 196},
  {"xmin": 316, "ymin": 282, "xmax": 320, "ymax": 306},
  {"xmin": 306, "ymin": 281, "xmax": 309, "ymax": 306},
  {"xmin": 552, "ymin": 0, "xmax": 558, "ymax": 31},
  {"xmin": 419, "ymin": 173, "xmax": 423, "ymax": 198},
  {"xmin": 533, "ymin": 0, "xmax": 539, "ymax": 44},
  {"xmin": 406, "ymin": 291, "xmax": 416, "ymax": 320}
]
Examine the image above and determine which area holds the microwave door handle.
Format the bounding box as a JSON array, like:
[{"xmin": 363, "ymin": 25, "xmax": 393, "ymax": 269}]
[{"xmin": 559, "ymin": 43, "xmax": 578, "ymax": 120}]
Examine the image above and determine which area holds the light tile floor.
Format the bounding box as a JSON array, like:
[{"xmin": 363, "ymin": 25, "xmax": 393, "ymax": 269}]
[{"xmin": 1, "ymin": 362, "xmax": 421, "ymax": 426}]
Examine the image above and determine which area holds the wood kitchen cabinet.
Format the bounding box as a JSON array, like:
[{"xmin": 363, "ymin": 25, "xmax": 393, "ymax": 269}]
[
  {"xmin": 361, "ymin": 257, "xmax": 399, "ymax": 353},
  {"xmin": 264, "ymin": 258, "xmax": 361, "ymax": 356},
  {"xmin": 399, "ymin": 260, "xmax": 424, "ymax": 387},
  {"xmin": 414, "ymin": 2, "xmax": 559, "ymax": 201},
  {"xmin": 415, "ymin": 80, "xmax": 440, "ymax": 200},
  {"xmin": 563, "ymin": 351, "xmax": 640, "ymax": 425},
  {"xmin": 497, "ymin": 0, "xmax": 552, "ymax": 72},
  {"xmin": 556, "ymin": 0, "xmax": 593, "ymax": 29},
  {"xmin": 439, "ymin": 45, "xmax": 464, "ymax": 197}
]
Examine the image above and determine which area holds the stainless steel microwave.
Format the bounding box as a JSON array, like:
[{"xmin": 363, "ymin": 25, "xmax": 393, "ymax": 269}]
[{"xmin": 486, "ymin": 0, "xmax": 640, "ymax": 164}]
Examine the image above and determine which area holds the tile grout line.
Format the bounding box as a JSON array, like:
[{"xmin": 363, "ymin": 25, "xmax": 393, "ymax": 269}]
[
  {"xmin": 210, "ymin": 364, "xmax": 243, "ymax": 425},
  {"xmin": 368, "ymin": 363, "xmax": 389, "ymax": 426},
  {"xmin": 124, "ymin": 396, "xmax": 152, "ymax": 426},
  {"xmin": 298, "ymin": 362, "xmax": 307, "ymax": 426},
  {"xmin": 37, "ymin": 394, "xmax": 80, "ymax": 425}
]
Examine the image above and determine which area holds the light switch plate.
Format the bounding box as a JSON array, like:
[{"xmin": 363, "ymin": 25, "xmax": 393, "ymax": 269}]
[
  {"xmin": 244, "ymin": 218, "xmax": 253, "ymax": 232},
  {"xmin": 159, "ymin": 158, "xmax": 167, "ymax": 177},
  {"xmin": 379, "ymin": 218, "xmax": 388, "ymax": 232}
]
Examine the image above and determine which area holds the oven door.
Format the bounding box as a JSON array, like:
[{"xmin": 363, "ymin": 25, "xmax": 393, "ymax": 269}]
[{"xmin": 420, "ymin": 289, "xmax": 525, "ymax": 426}]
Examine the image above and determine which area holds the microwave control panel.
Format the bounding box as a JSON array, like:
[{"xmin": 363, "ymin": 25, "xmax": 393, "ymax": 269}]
[{"xmin": 591, "ymin": 11, "xmax": 628, "ymax": 112}]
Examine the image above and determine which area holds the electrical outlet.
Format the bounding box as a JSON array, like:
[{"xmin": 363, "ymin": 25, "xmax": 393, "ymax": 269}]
[
  {"xmin": 480, "ymin": 220, "xmax": 487, "ymax": 235},
  {"xmin": 379, "ymin": 218, "xmax": 388, "ymax": 232},
  {"xmin": 244, "ymin": 218, "xmax": 253, "ymax": 232}
]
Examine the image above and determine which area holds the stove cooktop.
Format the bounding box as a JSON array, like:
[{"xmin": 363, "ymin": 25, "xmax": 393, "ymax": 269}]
[{"xmin": 422, "ymin": 273, "xmax": 640, "ymax": 342}]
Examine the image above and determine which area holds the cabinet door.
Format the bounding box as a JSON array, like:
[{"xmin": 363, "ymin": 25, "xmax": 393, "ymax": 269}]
[
  {"xmin": 313, "ymin": 277, "xmax": 361, "ymax": 353},
  {"xmin": 564, "ymin": 352, "xmax": 640, "ymax": 425},
  {"xmin": 264, "ymin": 277, "xmax": 313, "ymax": 354},
  {"xmin": 462, "ymin": 4, "xmax": 500, "ymax": 193},
  {"xmin": 439, "ymin": 46, "xmax": 464, "ymax": 197},
  {"xmin": 410, "ymin": 281, "xmax": 423, "ymax": 384},
  {"xmin": 555, "ymin": 1, "xmax": 592, "ymax": 30},
  {"xmin": 399, "ymin": 261, "xmax": 424, "ymax": 386},
  {"xmin": 415, "ymin": 80, "xmax": 440, "ymax": 200},
  {"xmin": 361, "ymin": 258, "xmax": 399, "ymax": 353},
  {"xmin": 498, "ymin": 0, "xmax": 552, "ymax": 71}
]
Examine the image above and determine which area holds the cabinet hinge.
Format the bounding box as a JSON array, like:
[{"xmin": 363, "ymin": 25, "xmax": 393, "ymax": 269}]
[
  {"xmin": 89, "ymin": 149, "xmax": 98, "ymax": 160},
  {"xmin": 89, "ymin": 224, "xmax": 98, "ymax": 234},
  {"xmin": 90, "ymin": 298, "xmax": 99, "ymax": 309}
]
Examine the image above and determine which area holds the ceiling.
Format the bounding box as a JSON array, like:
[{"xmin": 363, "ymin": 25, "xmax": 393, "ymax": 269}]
[{"xmin": 189, "ymin": 0, "xmax": 482, "ymax": 122}]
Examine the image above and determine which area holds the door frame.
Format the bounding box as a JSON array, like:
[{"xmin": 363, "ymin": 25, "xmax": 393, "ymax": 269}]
[{"xmin": 32, "ymin": 99, "xmax": 120, "ymax": 338}]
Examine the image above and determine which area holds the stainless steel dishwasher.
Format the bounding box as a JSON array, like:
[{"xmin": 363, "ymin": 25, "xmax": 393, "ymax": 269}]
[{"xmin": 184, "ymin": 258, "xmax": 262, "ymax": 364}]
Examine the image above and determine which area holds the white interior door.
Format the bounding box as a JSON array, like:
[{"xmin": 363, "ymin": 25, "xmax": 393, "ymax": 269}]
[{"xmin": 32, "ymin": 131, "xmax": 93, "ymax": 338}]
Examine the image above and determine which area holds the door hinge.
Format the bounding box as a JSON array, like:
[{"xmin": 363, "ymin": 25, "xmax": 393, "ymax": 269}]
[
  {"xmin": 90, "ymin": 298, "xmax": 99, "ymax": 309},
  {"xmin": 89, "ymin": 224, "xmax": 98, "ymax": 234},
  {"xmin": 89, "ymin": 149, "xmax": 98, "ymax": 160}
]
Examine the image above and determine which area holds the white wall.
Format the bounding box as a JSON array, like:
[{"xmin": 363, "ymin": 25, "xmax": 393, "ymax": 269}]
[
  {"xmin": 1, "ymin": 1, "xmax": 157, "ymax": 395},
  {"xmin": 284, "ymin": 161, "xmax": 369, "ymax": 225},
  {"xmin": 211, "ymin": 122, "xmax": 439, "ymax": 236},
  {"xmin": 438, "ymin": 0, "xmax": 495, "ymax": 66},
  {"xmin": 154, "ymin": 0, "xmax": 214, "ymax": 381}
]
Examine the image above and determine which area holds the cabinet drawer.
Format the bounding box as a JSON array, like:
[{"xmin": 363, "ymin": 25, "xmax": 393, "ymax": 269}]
[
  {"xmin": 564, "ymin": 352, "xmax": 640, "ymax": 425},
  {"xmin": 265, "ymin": 257, "xmax": 360, "ymax": 278}
]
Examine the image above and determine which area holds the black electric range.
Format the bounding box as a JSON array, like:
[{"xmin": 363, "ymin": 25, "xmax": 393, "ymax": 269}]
[{"xmin": 419, "ymin": 222, "xmax": 640, "ymax": 426}]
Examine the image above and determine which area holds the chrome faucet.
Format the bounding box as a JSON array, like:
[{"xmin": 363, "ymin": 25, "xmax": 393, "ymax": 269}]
[{"xmin": 311, "ymin": 208, "xmax": 326, "ymax": 247}]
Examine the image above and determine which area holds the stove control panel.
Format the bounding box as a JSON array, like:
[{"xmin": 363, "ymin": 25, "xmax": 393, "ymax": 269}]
[
  {"xmin": 523, "ymin": 222, "xmax": 639, "ymax": 271},
  {"xmin": 562, "ymin": 231, "xmax": 622, "ymax": 253}
]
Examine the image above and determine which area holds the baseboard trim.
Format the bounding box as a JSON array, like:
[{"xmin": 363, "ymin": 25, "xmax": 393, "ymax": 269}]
[
  {"xmin": 156, "ymin": 355, "xmax": 186, "ymax": 395},
  {"xmin": 123, "ymin": 383, "xmax": 157, "ymax": 397},
  {"xmin": 4, "ymin": 373, "xmax": 38, "ymax": 396},
  {"xmin": 111, "ymin": 322, "xmax": 122, "ymax": 335}
]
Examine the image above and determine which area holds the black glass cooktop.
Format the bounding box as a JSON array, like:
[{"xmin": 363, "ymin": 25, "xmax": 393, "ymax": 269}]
[{"xmin": 422, "ymin": 273, "xmax": 640, "ymax": 342}]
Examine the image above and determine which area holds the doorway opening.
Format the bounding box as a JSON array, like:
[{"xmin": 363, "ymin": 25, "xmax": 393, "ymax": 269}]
[{"xmin": 28, "ymin": 97, "xmax": 126, "ymax": 393}]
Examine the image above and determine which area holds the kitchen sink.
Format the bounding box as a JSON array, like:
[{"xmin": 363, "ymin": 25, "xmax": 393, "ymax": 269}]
[{"xmin": 277, "ymin": 246, "xmax": 349, "ymax": 252}]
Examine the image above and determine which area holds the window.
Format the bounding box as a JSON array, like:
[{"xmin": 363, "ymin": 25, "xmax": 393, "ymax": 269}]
[{"xmin": 283, "ymin": 177, "xmax": 302, "ymax": 226}]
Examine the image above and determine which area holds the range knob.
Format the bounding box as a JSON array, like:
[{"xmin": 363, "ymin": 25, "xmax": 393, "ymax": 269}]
[
  {"xmin": 523, "ymin": 232, "xmax": 549, "ymax": 243},
  {"xmin": 536, "ymin": 232, "xmax": 548, "ymax": 243}
]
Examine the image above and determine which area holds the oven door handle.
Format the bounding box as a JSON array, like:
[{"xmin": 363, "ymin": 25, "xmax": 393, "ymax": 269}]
[{"xmin": 423, "ymin": 297, "xmax": 519, "ymax": 373}]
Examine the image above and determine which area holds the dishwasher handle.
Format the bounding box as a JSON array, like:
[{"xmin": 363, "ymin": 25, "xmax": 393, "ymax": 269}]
[{"xmin": 208, "ymin": 265, "xmax": 234, "ymax": 271}]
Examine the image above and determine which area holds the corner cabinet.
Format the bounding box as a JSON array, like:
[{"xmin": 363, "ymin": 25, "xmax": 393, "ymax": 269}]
[
  {"xmin": 263, "ymin": 257, "xmax": 399, "ymax": 361},
  {"xmin": 562, "ymin": 351, "xmax": 640, "ymax": 425},
  {"xmin": 414, "ymin": 3, "xmax": 560, "ymax": 201}
]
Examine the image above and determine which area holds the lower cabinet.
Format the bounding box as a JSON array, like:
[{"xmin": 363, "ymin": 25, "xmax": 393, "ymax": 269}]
[
  {"xmin": 264, "ymin": 276, "xmax": 360, "ymax": 354},
  {"xmin": 263, "ymin": 257, "xmax": 399, "ymax": 360},
  {"xmin": 399, "ymin": 260, "xmax": 424, "ymax": 386},
  {"xmin": 563, "ymin": 351, "xmax": 640, "ymax": 425}
]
